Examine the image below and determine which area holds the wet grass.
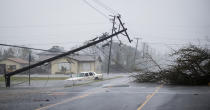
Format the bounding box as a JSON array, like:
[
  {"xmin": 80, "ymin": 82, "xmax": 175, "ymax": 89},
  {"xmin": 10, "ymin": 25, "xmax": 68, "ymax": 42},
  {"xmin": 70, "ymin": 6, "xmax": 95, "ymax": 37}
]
[
  {"xmin": 0, "ymin": 76, "xmax": 68, "ymax": 82},
  {"xmin": 0, "ymin": 75, "xmax": 123, "ymax": 82}
]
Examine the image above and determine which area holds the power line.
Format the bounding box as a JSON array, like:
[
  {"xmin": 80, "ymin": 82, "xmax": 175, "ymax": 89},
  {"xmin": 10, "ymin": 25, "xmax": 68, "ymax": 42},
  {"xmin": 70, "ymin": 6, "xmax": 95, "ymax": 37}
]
[
  {"xmin": 147, "ymin": 42, "xmax": 210, "ymax": 46},
  {"xmin": 0, "ymin": 43, "xmax": 64, "ymax": 53},
  {"xmin": 92, "ymin": 0, "xmax": 117, "ymax": 14},
  {"xmin": 25, "ymin": 41, "xmax": 83, "ymax": 46},
  {"xmin": 83, "ymin": 0, "xmax": 109, "ymax": 19},
  {"xmin": 0, "ymin": 22, "xmax": 108, "ymax": 29}
]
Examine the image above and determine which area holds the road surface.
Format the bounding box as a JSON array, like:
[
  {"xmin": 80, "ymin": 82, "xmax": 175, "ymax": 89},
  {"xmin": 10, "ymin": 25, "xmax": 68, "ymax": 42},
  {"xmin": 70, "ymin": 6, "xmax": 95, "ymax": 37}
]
[{"xmin": 0, "ymin": 75, "xmax": 210, "ymax": 110}]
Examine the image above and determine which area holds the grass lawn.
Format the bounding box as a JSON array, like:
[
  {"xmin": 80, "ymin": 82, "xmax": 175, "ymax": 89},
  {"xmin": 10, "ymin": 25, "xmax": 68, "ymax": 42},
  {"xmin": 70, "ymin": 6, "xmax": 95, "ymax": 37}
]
[
  {"xmin": 0, "ymin": 75, "xmax": 123, "ymax": 82},
  {"xmin": 0, "ymin": 76, "xmax": 68, "ymax": 82}
]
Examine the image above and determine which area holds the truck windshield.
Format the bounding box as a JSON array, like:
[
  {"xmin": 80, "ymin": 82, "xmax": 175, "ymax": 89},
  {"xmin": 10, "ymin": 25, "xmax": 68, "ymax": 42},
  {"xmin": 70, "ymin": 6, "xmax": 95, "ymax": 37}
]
[{"xmin": 77, "ymin": 73, "xmax": 85, "ymax": 77}]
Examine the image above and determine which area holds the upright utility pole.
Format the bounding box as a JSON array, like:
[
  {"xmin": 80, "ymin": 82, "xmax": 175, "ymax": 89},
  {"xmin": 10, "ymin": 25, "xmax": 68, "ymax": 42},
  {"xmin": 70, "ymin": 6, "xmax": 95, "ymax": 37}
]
[
  {"xmin": 143, "ymin": 42, "xmax": 146, "ymax": 58},
  {"xmin": 133, "ymin": 37, "xmax": 140, "ymax": 70},
  {"xmin": 28, "ymin": 51, "xmax": 31, "ymax": 86},
  {"xmin": 107, "ymin": 16, "xmax": 116, "ymax": 75}
]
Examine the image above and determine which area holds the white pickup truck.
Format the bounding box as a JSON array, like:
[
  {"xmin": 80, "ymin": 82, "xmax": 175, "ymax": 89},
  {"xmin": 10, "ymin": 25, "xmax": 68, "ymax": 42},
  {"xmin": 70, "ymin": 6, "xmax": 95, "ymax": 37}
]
[
  {"xmin": 64, "ymin": 72, "xmax": 103, "ymax": 86},
  {"xmin": 65, "ymin": 72, "xmax": 103, "ymax": 81}
]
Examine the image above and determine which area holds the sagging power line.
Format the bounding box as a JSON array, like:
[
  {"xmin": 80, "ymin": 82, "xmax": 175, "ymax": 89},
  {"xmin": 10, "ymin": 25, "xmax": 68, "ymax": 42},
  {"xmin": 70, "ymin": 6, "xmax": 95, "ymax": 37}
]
[
  {"xmin": 0, "ymin": 43, "xmax": 58, "ymax": 53},
  {"xmin": 83, "ymin": 0, "xmax": 109, "ymax": 19},
  {"xmin": 92, "ymin": 0, "xmax": 118, "ymax": 14}
]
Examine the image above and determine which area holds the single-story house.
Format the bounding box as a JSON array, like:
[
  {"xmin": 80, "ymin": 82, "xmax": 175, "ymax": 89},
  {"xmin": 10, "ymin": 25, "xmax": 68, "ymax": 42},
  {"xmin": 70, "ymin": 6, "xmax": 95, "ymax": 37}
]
[
  {"xmin": 37, "ymin": 46, "xmax": 102, "ymax": 74},
  {"xmin": 49, "ymin": 55, "xmax": 102, "ymax": 74},
  {"xmin": 0, "ymin": 58, "xmax": 29, "ymax": 73}
]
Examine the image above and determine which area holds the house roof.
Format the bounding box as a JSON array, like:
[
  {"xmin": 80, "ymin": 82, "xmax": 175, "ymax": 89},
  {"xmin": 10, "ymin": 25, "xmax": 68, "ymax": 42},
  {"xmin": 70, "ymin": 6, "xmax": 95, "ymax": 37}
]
[
  {"xmin": 7, "ymin": 58, "xmax": 28, "ymax": 64},
  {"xmin": 69, "ymin": 55, "xmax": 96, "ymax": 62},
  {"xmin": 37, "ymin": 51, "xmax": 62, "ymax": 56},
  {"xmin": 37, "ymin": 46, "xmax": 98, "ymax": 62},
  {"xmin": 38, "ymin": 53, "xmax": 97, "ymax": 62}
]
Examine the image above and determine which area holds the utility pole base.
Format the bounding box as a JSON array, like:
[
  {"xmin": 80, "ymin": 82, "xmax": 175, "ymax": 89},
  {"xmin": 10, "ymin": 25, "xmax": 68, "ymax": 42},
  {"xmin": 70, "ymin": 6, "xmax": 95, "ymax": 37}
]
[{"xmin": 5, "ymin": 75, "xmax": 10, "ymax": 88}]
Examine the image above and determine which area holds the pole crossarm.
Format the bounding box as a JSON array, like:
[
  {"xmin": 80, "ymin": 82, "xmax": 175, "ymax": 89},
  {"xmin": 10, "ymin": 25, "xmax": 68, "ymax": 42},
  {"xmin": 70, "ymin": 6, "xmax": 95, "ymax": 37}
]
[
  {"xmin": 116, "ymin": 15, "xmax": 132, "ymax": 43},
  {"xmin": 4, "ymin": 29, "xmax": 127, "ymax": 87}
]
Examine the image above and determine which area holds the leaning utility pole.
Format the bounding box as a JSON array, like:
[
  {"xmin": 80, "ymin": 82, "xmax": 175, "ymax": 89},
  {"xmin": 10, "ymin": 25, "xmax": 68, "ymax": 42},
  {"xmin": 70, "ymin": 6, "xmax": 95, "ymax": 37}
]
[
  {"xmin": 107, "ymin": 16, "xmax": 116, "ymax": 75},
  {"xmin": 4, "ymin": 15, "xmax": 131, "ymax": 88},
  {"xmin": 5, "ymin": 31, "xmax": 130, "ymax": 87}
]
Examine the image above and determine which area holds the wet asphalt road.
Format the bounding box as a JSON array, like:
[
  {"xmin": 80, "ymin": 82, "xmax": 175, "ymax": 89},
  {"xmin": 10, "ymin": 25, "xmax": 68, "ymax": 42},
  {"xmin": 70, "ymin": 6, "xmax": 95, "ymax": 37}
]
[{"xmin": 0, "ymin": 75, "xmax": 210, "ymax": 110}]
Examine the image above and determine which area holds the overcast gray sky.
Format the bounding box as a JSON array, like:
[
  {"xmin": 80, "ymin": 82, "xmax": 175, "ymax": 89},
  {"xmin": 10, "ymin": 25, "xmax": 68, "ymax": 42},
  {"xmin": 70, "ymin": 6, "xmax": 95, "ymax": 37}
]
[{"xmin": 0, "ymin": 0, "xmax": 209, "ymax": 52}]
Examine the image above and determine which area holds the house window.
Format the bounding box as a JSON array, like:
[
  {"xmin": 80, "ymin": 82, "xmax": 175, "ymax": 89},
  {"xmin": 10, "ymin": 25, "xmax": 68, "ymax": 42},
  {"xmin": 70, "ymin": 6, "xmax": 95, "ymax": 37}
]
[
  {"xmin": 58, "ymin": 62, "xmax": 70, "ymax": 72},
  {"xmin": 80, "ymin": 62, "xmax": 91, "ymax": 71},
  {"xmin": 8, "ymin": 65, "xmax": 16, "ymax": 72}
]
